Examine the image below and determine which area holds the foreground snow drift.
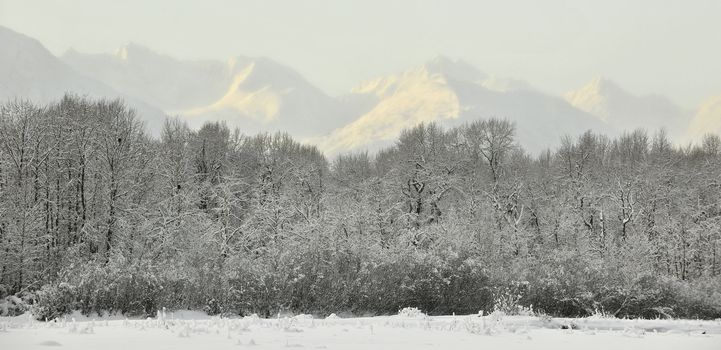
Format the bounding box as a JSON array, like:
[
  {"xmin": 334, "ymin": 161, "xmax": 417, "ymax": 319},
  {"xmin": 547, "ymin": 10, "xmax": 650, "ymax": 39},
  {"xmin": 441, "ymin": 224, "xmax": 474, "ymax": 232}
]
[{"xmin": 1, "ymin": 311, "xmax": 720, "ymax": 350}]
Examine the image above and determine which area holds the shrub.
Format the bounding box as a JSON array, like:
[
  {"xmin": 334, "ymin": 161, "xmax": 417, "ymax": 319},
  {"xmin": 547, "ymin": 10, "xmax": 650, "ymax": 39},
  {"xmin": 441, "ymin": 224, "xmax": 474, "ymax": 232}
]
[
  {"xmin": 397, "ymin": 306, "xmax": 426, "ymax": 318},
  {"xmin": 0, "ymin": 295, "xmax": 28, "ymax": 316},
  {"xmin": 34, "ymin": 283, "xmax": 76, "ymax": 320}
]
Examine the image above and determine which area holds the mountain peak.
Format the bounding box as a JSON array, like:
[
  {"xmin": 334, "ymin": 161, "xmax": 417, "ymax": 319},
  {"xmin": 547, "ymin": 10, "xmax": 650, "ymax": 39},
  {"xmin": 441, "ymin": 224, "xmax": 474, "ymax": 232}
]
[
  {"xmin": 686, "ymin": 94, "xmax": 721, "ymax": 140},
  {"xmin": 421, "ymin": 55, "xmax": 487, "ymax": 82},
  {"xmin": 566, "ymin": 77, "xmax": 626, "ymax": 106},
  {"xmin": 425, "ymin": 54, "xmax": 456, "ymax": 67},
  {"xmin": 566, "ymin": 77, "xmax": 689, "ymax": 136},
  {"xmin": 226, "ymin": 55, "xmax": 254, "ymax": 70},
  {"xmin": 225, "ymin": 56, "xmax": 317, "ymax": 91},
  {"xmin": 114, "ymin": 42, "xmax": 157, "ymax": 61},
  {"xmin": 583, "ymin": 76, "xmax": 624, "ymax": 95}
]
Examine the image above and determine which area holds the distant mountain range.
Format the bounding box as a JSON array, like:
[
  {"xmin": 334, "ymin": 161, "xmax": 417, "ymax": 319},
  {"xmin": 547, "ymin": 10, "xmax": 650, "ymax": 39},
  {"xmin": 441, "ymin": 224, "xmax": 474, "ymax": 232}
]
[
  {"xmin": 315, "ymin": 56, "xmax": 611, "ymax": 153},
  {"xmin": 565, "ymin": 77, "xmax": 692, "ymax": 140},
  {"xmin": 62, "ymin": 45, "xmax": 348, "ymax": 138},
  {"xmin": 1, "ymin": 25, "xmax": 717, "ymax": 154},
  {"xmin": 0, "ymin": 26, "xmax": 168, "ymax": 132}
]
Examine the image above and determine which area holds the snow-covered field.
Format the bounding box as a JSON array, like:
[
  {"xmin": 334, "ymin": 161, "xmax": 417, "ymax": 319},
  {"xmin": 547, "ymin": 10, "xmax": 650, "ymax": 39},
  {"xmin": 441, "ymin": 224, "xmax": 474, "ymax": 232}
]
[{"xmin": 1, "ymin": 310, "xmax": 720, "ymax": 350}]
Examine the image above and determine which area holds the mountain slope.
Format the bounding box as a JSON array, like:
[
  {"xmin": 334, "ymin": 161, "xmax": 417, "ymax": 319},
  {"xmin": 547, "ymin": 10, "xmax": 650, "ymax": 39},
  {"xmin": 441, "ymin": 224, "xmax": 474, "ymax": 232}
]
[
  {"xmin": 63, "ymin": 44, "xmax": 229, "ymax": 111},
  {"xmin": 565, "ymin": 77, "xmax": 690, "ymax": 138},
  {"xmin": 63, "ymin": 46, "xmax": 350, "ymax": 138},
  {"xmin": 3, "ymin": 27, "xmax": 704, "ymax": 152},
  {"xmin": 685, "ymin": 95, "xmax": 721, "ymax": 140},
  {"xmin": 181, "ymin": 57, "xmax": 349, "ymax": 138},
  {"xmin": 0, "ymin": 26, "xmax": 167, "ymax": 131},
  {"xmin": 315, "ymin": 62, "xmax": 461, "ymax": 153},
  {"xmin": 0, "ymin": 26, "xmax": 114, "ymax": 102},
  {"xmin": 317, "ymin": 56, "xmax": 610, "ymax": 154}
]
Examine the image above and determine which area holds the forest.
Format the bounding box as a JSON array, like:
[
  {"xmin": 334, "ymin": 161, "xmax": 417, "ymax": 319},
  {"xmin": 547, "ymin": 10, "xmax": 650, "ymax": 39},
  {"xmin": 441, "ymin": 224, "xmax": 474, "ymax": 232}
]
[{"xmin": 1, "ymin": 95, "xmax": 720, "ymax": 320}]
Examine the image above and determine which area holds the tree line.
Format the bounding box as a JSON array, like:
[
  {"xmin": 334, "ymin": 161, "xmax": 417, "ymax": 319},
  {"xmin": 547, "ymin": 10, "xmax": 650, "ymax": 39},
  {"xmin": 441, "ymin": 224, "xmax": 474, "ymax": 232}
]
[{"xmin": 1, "ymin": 95, "xmax": 720, "ymax": 319}]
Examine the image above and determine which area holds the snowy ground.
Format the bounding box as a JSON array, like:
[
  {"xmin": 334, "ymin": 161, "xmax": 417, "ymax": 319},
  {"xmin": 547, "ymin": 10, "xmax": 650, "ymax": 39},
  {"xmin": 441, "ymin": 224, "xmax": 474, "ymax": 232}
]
[{"xmin": 1, "ymin": 310, "xmax": 720, "ymax": 350}]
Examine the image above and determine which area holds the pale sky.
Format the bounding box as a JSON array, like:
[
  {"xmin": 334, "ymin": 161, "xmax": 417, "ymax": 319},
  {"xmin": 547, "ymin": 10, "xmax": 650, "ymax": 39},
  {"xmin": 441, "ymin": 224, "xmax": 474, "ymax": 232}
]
[{"xmin": 1, "ymin": 0, "xmax": 719, "ymax": 108}]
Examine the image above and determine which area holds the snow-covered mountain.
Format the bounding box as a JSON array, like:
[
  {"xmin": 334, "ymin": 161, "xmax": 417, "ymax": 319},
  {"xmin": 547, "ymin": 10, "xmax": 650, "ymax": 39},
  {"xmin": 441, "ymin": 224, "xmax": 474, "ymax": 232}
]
[
  {"xmin": 315, "ymin": 56, "xmax": 610, "ymax": 154},
  {"xmin": 565, "ymin": 77, "xmax": 691, "ymax": 139},
  {"xmin": 685, "ymin": 95, "xmax": 721, "ymax": 141},
  {"xmin": 0, "ymin": 26, "xmax": 168, "ymax": 131},
  {"xmin": 63, "ymin": 44, "xmax": 229, "ymax": 112},
  {"xmin": 179, "ymin": 57, "xmax": 349, "ymax": 138},
  {"xmin": 63, "ymin": 45, "xmax": 349, "ymax": 138},
  {"xmin": 3, "ymin": 26, "xmax": 711, "ymax": 154}
]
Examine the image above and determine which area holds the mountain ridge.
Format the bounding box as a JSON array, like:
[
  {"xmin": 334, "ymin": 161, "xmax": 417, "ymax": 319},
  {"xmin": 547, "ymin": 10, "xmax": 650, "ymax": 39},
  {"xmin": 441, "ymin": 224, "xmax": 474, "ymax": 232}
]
[
  {"xmin": 1, "ymin": 25, "xmax": 713, "ymax": 154},
  {"xmin": 0, "ymin": 26, "xmax": 168, "ymax": 132},
  {"xmin": 316, "ymin": 57, "xmax": 611, "ymax": 154},
  {"xmin": 565, "ymin": 76, "xmax": 692, "ymax": 139}
]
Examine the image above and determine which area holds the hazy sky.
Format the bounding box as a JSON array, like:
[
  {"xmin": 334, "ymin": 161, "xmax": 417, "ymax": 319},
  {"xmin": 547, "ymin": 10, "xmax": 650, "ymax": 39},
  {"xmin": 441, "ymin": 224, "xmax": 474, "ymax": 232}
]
[{"xmin": 1, "ymin": 0, "xmax": 719, "ymax": 108}]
